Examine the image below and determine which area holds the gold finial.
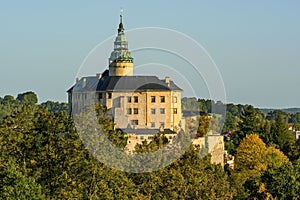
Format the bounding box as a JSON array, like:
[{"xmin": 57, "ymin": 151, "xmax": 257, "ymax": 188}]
[{"xmin": 120, "ymin": 8, "xmax": 123, "ymax": 23}]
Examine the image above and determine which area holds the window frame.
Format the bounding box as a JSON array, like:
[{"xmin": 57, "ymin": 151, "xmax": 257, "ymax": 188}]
[
  {"xmin": 151, "ymin": 96, "xmax": 156, "ymax": 103},
  {"xmin": 173, "ymin": 108, "xmax": 178, "ymax": 114},
  {"xmin": 151, "ymin": 122, "xmax": 155, "ymax": 127},
  {"xmin": 151, "ymin": 108, "xmax": 156, "ymax": 114},
  {"xmin": 173, "ymin": 96, "xmax": 177, "ymax": 103},
  {"xmin": 131, "ymin": 120, "xmax": 139, "ymax": 126}
]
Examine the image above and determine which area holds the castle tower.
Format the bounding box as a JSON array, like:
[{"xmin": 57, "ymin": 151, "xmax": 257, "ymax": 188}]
[{"xmin": 109, "ymin": 9, "xmax": 134, "ymax": 76}]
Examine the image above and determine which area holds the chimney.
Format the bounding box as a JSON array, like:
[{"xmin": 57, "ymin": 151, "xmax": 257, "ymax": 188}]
[
  {"xmin": 165, "ymin": 76, "xmax": 170, "ymax": 86},
  {"xmin": 96, "ymin": 73, "xmax": 102, "ymax": 79},
  {"xmin": 82, "ymin": 77, "xmax": 86, "ymax": 88},
  {"xmin": 76, "ymin": 77, "xmax": 79, "ymax": 84}
]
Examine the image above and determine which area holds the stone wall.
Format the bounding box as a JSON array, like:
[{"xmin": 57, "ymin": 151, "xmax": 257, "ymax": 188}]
[{"xmin": 192, "ymin": 135, "xmax": 224, "ymax": 166}]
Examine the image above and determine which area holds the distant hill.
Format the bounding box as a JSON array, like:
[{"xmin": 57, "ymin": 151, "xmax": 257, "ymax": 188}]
[{"xmin": 260, "ymin": 108, "xmax": 300, "ymax": 114}]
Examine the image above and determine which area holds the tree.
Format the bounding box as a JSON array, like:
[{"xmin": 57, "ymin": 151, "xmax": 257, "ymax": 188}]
[
  {"xmin": 232, "ymin": 134, "xmax": 289, "ymax": 199},
  {"xmin": 0, "ymin": 158, "xmax": 45, "ymax": 199},
  {"xmin": 235, "ymin": 134, "xmax": 289, "ymax": 172},
  {"xmin": 196, "ymin": 115, "xmax": 211, "ymax": 137},
  {"xmin": 235, "ymin": 134, "xmax": 268, "ymax": 172},
  {"xmin": 3, "ymin": 95, "xmax": 14, "ymax": 102},
  {"xmin": 134, "ymin": 134, "xmax": 169, "ymax": 153},
  {"xmin": 222, "ymin": 112, "xmax": 238, "ymax": 132},
  {"xmin": 17, "ymin": 91, "xmax": 38, "ymax": 105},
  {"xmin": 291, "ymin": 112, "xmax": 300, "ymax": 124},
  {"xmin": 270, "ymin": 113, "xmax": 295, "ymax": 157},
  {"xmin": 130, "ymin": 146, "xmax": 233, "ymax": 199},
  {"xmin": 266, "ymin": 110, "xmax": 290, "ymax": 123},
  {"xmin": 294, "ymin": 123, "xmax": 300, "ymax": 131},
  {"xmin": 232, "ymin": 105, "xmax": 261, "ymax": 148},
  {"xmin": 259, "ymin": 120, "xmax": 271, "ymax": 145},
  {"xmin": 262, "ymin": 162, "xmax": 300, "ymax": 199},
  {"xmin": 39, "ymin": 101, "xmax": 68, "ymax": 112}
]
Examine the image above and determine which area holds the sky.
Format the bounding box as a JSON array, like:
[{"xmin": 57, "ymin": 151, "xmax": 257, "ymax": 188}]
[{"xmin": 0, "ymin": 0, "xmax": 299, "ymax": 108}]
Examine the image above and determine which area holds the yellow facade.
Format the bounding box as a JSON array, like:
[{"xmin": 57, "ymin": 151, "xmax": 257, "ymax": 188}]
[
  {"xmin": 98, "ymin": 89, "xmax": 181, "ymax": 131},
  {"xmin": 109, "ymin": 61, "xmax": 134, "ymax": 76},
  {"xmin": 68, "ymin": 11, "xmax": 183, "ymax": 151}
]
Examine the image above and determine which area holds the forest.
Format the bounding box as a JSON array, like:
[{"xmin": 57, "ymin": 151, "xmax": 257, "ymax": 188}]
[{"xmin": 0, "ymin": 92, "xmax": 299, "ymax": 199}]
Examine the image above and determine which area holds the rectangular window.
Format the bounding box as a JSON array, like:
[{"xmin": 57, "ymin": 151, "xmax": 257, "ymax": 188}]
[
  {"xmin": 134, "ymin": 96, "xmax": 138, "ymax": 103},
  {"xmin": 131, "ymin": 120, "xmax": 138, "ymax": 126},
  {"xmin": 127, "ymin": 96, "xmax": 132, "ymax": 103},
  {"xmin": 108, "ymin": 92, "xmax": 112, "ymax": 99},
  {"xmin": 173, "ymin": 108, "xmax": 178, "ymax": 114},
  {"xmin": 160, "ymin": 122, "xmax": 165, "ymax": 128},
  {"xmin": 151, "ymin": 96, "xmax": 156, "ymax": 103},
  {"xmin": 134, "ymin": 108, "xmax": 139, "ymax": 114},
  {"xmin": 151, "ymin": 122, "xmax": 155, "ymax": 127},
  {"xmin": 140, "ymin": 136, "xmax": 144, "ymax": 140},
  {"xmin": 151, "ymin": 108, "xmax": 156, "ymax": 114},
  {"xmin": 127, "ymin": 108, "xmax": 132, "ymax": 115},
  {"xmin": 160, "ymin": 96, "xmax": 165, "ymax": 103},
  {"xmin": 160, "ymin": 108, "xmax": 165, "ymax": 114},
  {"xmin": 99, "ymin": 93, "xmax": 103, "ymax": 99},
  {"xmin": 173, "ymin": 96, "xmax": 177, "ymax": 103}
]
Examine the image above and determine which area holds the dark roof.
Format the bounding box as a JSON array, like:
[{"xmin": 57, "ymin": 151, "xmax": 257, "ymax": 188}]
[
  {"xmin": 68, "ymin": 70, "xmax": 182, "ymax": 93},
  {"xmin": 97, "ymin": 76, "xmax": 176, "ymax": 91},
  {"xmin": 117, "ymin": 128, "xmax": 176, "ymax": 135},
  {"xmin": 69, "ymin": 76, "xmax": 99, "ymax": 92}
]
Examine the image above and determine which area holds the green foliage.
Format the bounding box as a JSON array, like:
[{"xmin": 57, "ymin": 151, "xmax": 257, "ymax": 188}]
[
  {"xmin": 270, "ymin": 113, "xmax": 295, "ymax": 157},
  {"xmin": 196, "ymin": 115, "xmax": 210, "ymax": 137},
  {"xmin": 39, "ymin": 101, "xmax": 68, "ymax": 112},
  {"xmin": 294, "ymin": 123, "xmax": 300, "ymax": 131},
  {"xmin": 3, "ymin": 95, "xmax": 14, "ymax": 102},
  {"xmin": 0, "ymin": 94, "xmax": 299, "ymax": 199},
  {"xmin": 266, "ymin": 110, "xmax": 290, "ymax": 123},
  {"xmin": 134, "ymin": 134, "xmax": 169, "ymax": 153},
  {"xmin": 231, "ymin": 105, "xmax": 262, "ymax": 150},
  {"xmin": 224, "ymin": 140, "xmax": 235, "ymax": 155},
  {"xmin": 291, "ymin": 112, "xmax": 300, "ymax": 123},
  {"xmin": 129, "ymin": 146, "xmax": 232, "ymax": 199},
  {"xmin": 235, "ymin": 134, "xmax": 289, "ymax": 172},
  {"xmin": 262, "ymin": 162, "xmax": 300, "ymax": 199},
  {"xmin": 222, "ymin": 112, "xmax": 238, "ymax": 132},
  {"xmin": 232, "ymin": 134, "xmax": 289, "ymax": 199},
  {"xmin": 17, "ymin": 91, "xmax": 38, "ymax": 105},
  {"xmin": 0, "ymin": 158, "xmax": 45, "ymax": 200}
]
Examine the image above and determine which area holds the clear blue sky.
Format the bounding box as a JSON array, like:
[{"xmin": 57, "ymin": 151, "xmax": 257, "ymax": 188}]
[{"xmin": 0, "ymin": 0, "xmax": 299, "ymax": 108}]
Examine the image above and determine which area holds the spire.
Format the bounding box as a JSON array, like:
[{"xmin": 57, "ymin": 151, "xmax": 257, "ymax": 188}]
[
  {"xmin": 120, "ymin": 8, "xmax": 123, "ymax": 23},
  {"xmin": 109, "ymin": 8, "xmax": 133, "ymax": 64},
  {"xmin": 109, "ymin": 8, "xmax": 134, "ymax": 76},
  {"xmin": 118, "ymin": 8, "xmax": 124, "ymax": 33}
]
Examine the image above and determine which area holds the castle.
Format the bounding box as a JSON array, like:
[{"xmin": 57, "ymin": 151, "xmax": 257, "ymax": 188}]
[
  {"xmin": 67, "ymin": 10, "xmax": 224, "ymax": 165},
  {"xmin": 67, "ymin": 10, "xmax": 182, "ymax": 148}
]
